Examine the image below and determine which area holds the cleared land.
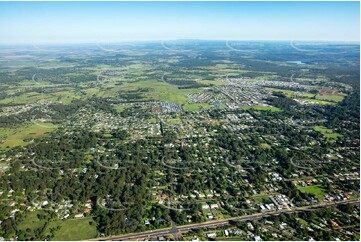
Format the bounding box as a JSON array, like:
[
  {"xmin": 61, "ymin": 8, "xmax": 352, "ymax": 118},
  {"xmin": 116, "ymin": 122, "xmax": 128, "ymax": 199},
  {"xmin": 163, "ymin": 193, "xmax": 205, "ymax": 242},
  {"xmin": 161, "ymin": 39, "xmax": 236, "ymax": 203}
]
[
  {"xmin": 297, "ymin": 185, "xmax": 326, "ymax": 200},
  {"xmin": 314, "ymin": 126, "xmax": 342, "ymax": 139},
  {"xmin": 0, "ymin": 123, "xmax": 57, "ymax": 150},
  {"xmin": 46, "ymin": 217, "xmax": 97, "ymax": 241}
]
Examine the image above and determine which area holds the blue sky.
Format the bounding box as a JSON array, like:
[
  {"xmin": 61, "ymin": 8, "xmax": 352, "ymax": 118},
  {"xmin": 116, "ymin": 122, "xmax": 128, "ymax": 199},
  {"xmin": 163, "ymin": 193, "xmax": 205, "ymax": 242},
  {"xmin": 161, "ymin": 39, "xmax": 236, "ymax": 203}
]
[{"xmin": 0, "ymin": 1, "xmax": 359, "ymax": 44}]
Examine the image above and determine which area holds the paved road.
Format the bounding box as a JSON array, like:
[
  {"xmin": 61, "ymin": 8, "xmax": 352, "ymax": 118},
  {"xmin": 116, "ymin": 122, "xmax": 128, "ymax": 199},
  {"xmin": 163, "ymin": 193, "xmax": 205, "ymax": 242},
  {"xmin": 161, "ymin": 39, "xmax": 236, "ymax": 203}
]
[{"xmin": 95, "ymin": 199, "xmax": 359, "ymax": 241}]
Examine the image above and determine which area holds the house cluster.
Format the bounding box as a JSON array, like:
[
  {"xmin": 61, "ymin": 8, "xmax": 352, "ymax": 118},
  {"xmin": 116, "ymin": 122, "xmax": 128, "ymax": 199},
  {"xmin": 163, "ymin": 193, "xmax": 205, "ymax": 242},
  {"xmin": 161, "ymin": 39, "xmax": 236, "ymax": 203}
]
[
  {"xmin": 217, "ymin": 85, "xmax": 267, "ymax": 107},
  {"xmin": 160, "ymin": 102, "xmax": 183, "ymax": 113},
  {"xmin": 270, "ymin": 194, "xmax": 294, "ymax": 210},
  {"xmin": 186, "ymin": 91, "xmax": 214, "ymax": 104}
]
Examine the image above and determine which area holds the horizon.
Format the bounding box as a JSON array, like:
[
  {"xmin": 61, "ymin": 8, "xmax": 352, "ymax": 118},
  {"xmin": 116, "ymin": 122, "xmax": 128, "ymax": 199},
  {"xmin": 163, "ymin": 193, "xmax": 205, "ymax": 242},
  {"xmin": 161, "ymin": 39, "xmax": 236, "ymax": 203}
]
[
  {"xmin": 0, "ymin": 39, "xmax": 360, "ymax": 46},
  {"xmin": 0, "ymin": 1, "xmax": 359, "ymax": 44}
]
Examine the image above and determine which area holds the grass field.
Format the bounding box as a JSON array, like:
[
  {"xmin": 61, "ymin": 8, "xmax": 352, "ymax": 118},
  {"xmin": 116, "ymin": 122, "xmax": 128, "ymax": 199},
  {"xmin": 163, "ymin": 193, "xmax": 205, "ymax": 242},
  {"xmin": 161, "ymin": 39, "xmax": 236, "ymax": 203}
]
[
  {"xmin": 266, "ymin": 87, "xmax": 295, "ymax": 97},
  {"xmin": 0, "ymin": 123, "xmax": 57, "ymax": 150},
  {"xmin": 47, "ymin": 217, "xmax": 97, "ymax": 241},
  {"xmin": 297, "ymin": 185, "xmax": 326, "ymax": 200},
  {"xmin": 183, "ymin": 103, "xmax": 212, "ymax": 111},
  {"xmin": 98, "ymin": 80, "xmax": 200, "ymax": 105},
  {"xmin": 301, "ymin": 98, "xmax": 334, "ymax": 105},
  {"xmin": 167, "ymin": 118, "xmax": 182, "ymax": 125},
  {"xmin": 197, "ymin": 79, "xmax": 225, "ymax": 86},
  {"xmin": 252, "ymin": 194, "xmax": 271, "ymax": 203},
  {"xmin": 0, "ymin": 89, "xmax": 81, "ymax": 105},
  {"xmin": 17, "ymin": 211, "xmax": 48, "ymax": 232},
  {"xmin": 316, "ymin": 93, "xmax": 345, "ymax": 102},
  {"xmin": 113, "ymin": 104, "xmax": 133, "ymax": 113},
  {"xmin": 242, "ymin": 105, "xmax": 282, "ymax": 112},
  {"xmin": 266, "ymin": 87, "xmax": 343, "ymax": 104},
  {"xmin": 314, "ymin": 126, "xmax": 342, "ymax": 139}
]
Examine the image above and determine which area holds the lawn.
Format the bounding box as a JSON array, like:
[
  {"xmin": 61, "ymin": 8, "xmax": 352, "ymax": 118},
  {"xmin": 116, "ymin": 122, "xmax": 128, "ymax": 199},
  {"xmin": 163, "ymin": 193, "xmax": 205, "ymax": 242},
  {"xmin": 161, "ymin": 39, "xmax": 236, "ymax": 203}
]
[
  {"xmin": 47, "ymin": 217, "xmax": 97, "ymax": 241},
  {"xmin": 297, "ymin": 185, "xmax": 326, "ymax": 200}
]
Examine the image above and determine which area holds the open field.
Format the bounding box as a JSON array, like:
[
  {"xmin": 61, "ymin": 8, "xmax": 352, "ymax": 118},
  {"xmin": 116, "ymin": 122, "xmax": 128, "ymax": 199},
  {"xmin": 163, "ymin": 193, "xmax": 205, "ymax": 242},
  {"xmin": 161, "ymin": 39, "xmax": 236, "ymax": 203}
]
[
  {"xmin": 301, "ymin": 98, "xmax": 335, "ymax": 105},
  {"xmin": 17, "ymin": 211, "xmax": 47, "ymax": 232},
  {"xmin": 266, "ymin": 87, "xmax": 295, "ymax": 97},
  {"xmin": 0, "ymin": 89, "xmax": 81, "ymax": 105},
  {"xmin": 297, "ymin": 185, "xmax": 326, "ymax": 200},
  {"xmin": 46, "ymin": 217, "xmax": 97, "ymax": 241},
  {"xmin": 314, "ymin": 126, "xmax": 342, "ymax": 139},
  {"xmin": 113, "ymin": 104, "xmax": 133, "ymax": 113},
  {"xmin": 167, "ymin": 118, "xmax": 182, "ymax": 125},
  {"xmin": 316, "ymin": 93, "xmax": 345, "ymax": 102},
  {"xmin": 183, "ymin": 103, "xmax": 212, "ymax": 111},
  {"xmin": 0, "ymin": 123, "xmax": 57, "ymax": 150},
  {"xmin": 96, "ymin": 80, "xmax": 200, "ymax": 105}
]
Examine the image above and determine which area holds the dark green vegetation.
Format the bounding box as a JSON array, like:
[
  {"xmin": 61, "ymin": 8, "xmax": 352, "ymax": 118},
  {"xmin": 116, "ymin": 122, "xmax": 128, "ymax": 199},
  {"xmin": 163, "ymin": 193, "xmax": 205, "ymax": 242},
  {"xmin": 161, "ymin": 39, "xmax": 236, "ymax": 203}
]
[{"xmin": 0, "ymin": 41, "xmax": 359, "ymax": 240}]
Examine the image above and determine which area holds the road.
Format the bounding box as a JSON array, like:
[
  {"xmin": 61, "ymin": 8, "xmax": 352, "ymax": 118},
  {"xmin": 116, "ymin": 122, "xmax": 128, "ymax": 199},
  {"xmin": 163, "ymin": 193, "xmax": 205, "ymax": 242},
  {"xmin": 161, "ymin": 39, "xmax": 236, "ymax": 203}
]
[{"xmin": 94, "ymin": 199, "xmax": 359, "ymax": 241}]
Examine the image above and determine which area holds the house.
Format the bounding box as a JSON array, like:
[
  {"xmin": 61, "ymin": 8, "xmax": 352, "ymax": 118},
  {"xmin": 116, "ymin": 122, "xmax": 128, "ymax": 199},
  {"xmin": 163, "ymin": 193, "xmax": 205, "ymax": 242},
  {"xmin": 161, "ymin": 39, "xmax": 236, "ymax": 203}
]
[
  {"xmin": 254, "ymin": 236, "xmax": 262, "ymax": 241},
  {"xmin": 202, "ymin": 204, "xmax": 210, "ymax": 210},
  {"xmin": 210, "ymin": 204, "xmax": 219, "ymax": 209},
  {"xmin": 224, "ymin": 230, "xmax": 229, "ymax": 237},
  {"xmin": 74, "ymin": 213, "xmax": 84, "ymax": 218},
  {"xmin": 247, "ymin": 231, "xmax": 255, "ymax": 238},
  {"xmin": 247, "ymin": 222, "xmax": 255, "ymax": 230},
  {"xmin": 280, "ymin": 222, "xmax": 287, "ymax": 230},
  {"xmin": 144, "ymin": 219, "xmax": 150, "ymax": 225},
  {"xmin": 206, "ymin": 233, "xmax": 216, "ymax": 239}
]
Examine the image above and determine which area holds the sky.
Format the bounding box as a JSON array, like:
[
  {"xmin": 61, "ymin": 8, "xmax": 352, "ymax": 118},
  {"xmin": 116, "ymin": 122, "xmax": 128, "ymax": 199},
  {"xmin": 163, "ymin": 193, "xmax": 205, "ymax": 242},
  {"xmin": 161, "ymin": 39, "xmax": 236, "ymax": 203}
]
[{"xmin": 0, "ymin": 1, "xmax": 359, "ymax": 44}]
